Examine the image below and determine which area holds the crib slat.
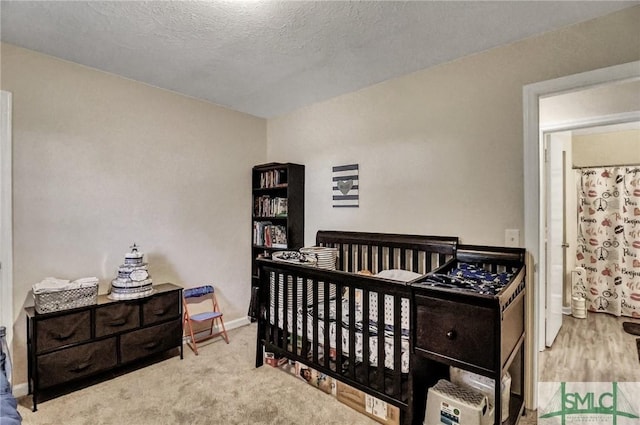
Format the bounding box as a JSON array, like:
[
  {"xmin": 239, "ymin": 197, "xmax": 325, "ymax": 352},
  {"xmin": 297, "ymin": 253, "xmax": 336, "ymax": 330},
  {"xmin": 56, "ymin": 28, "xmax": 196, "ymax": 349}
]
[
  {"xmin": 362, "ymin": 287, "xmax": 370, "ymax": 387},
  {"xmin": 265, "ymin": 274, "xmax": 272, "ymax": 346},
  {"xmin": 426, "ymin": 253, "xmax": 433, "ymax": 272},
  {"xmin": 282, "ymin": 273, "xmax": 289, "ymax": 352},
  {"xmin": 324, "ymin": 280, "xmax": 331, "ymax": 369},
  {"xmin": 400, "ymin": 248, "xmax": 406, "ymax": 270},
  {"xmin": 348, "ymin": 285, "xmax": 356, "ymax": 378},
  {"xmin": 377, "ymin": 292, "xmax": 385, "ymax": 392},
  {"xmin": 312, "ymin": 278, "xmax": 319, "ymax": 365},
  {"xmin": 377, "ymin": 246, "xmax": 383, "ymax": 272},
  {"xmin": 393, "ymin": 295, "xmax": 402, "ymax": 397},
  {"xmin": 302, "ymin": 277, "xmax": 309, "ymax": 359},
  {"xmin": 335, "ymin": 282, "xmax": 343, "ymax": 373},
  {"xmin": 292, "ymin": 274, "xmax": 298, "ymax": 355},
  {"xmin": 274, "ymin": 272, "xmax": 281, "ymax": 349},
  {"xmin": 412, "ymin": 250, "xmax": 419, "ymax": 273},
  {"xmin": 347, "ymin": 244, "xmax": 354, "ymax": 272}
]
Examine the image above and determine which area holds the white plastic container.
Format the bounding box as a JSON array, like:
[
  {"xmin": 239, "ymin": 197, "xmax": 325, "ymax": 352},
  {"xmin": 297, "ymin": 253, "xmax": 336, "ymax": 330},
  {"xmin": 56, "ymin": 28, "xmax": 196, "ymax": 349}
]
[
  {"xmin": 450, "ymin": 366, "xmax": 511, "ymax": 422},
  {"xmin": 425, "ymin": 379, "xmax": 493, "ymax": 425}
]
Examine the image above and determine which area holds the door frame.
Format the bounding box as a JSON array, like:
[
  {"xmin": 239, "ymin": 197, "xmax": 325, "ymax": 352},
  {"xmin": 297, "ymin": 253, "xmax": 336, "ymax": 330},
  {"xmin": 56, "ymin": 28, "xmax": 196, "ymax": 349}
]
[
  {"xmin": 523, "ymin": 60, "xmax": 640, "ymax": 408},
  {"xmin": 0, "ymin": 90, "xmax": 13, "ymax": 347}
]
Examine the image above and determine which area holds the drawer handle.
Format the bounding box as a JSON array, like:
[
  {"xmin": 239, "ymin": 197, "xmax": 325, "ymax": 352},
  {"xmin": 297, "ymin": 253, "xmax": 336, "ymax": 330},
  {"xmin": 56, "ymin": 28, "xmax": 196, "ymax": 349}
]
[
  {"xmin": 446, "ymin": 330, "xmax": 457, "ymax": 340},
  {"xmin": 71, "ymin": 361, "xmax": 91, "ymax": 373},
  {"xmin": 142, "ymin": 341, "xmax": 160, "ymax": 350},
  {"xmin": 153, "ymin": 308, "xmax": 167, "ymax": 316},
  {"xmin": 107, "ymin": 318, "xmax": 127, "ymax": 327},
  {"xmin": 53, "ymin": 331, "xmax": 75, "ymax": 341}
]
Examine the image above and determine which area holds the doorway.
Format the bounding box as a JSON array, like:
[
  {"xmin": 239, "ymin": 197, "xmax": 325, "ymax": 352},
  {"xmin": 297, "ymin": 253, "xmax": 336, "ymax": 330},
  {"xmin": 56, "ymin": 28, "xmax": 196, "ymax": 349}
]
[
  {"xmin": 542, "ymin": 121, "xmax": 640, "ymax": 349},
  {"xmin": 523, "ymin": 60, "xmax": 640, "ymax": 409},
  {"xmin": 0, "ymin": 90, "xmax": 12, "ymax": 347}
]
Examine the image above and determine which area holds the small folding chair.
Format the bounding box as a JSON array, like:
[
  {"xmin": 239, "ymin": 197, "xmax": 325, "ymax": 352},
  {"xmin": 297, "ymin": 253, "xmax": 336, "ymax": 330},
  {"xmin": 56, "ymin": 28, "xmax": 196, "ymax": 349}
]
[{"xmin": 183, "ymin": 285, "xmax": 229, "ymax": 355}]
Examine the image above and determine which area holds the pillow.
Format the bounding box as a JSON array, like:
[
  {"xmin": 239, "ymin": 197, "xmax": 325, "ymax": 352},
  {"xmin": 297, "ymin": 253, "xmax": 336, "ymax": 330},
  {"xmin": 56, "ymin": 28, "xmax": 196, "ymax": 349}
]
[{"xmin": 374, "ymin": 269, "xmax": 423, "ymax": 282}]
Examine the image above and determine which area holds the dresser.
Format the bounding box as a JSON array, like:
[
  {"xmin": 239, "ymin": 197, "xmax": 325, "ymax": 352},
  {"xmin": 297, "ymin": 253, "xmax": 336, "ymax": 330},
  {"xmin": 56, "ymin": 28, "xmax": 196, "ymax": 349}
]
[{"xmin": 25, "ymin": 283, "xmax": 183, "ymax": 411}]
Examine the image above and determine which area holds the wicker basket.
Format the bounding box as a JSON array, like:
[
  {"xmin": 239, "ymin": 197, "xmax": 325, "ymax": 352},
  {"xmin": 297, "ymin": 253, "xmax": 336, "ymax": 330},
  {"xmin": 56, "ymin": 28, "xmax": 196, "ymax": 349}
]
[{"xmin": 34, "ymin": 285, "xmax": 98, "ymax": 314}]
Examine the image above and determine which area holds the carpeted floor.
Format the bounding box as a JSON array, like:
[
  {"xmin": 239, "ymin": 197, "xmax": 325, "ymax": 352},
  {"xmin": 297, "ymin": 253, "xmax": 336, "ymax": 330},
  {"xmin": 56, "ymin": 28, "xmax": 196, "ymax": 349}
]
[
  {"xmin": 17, "ymin": 323, "xmax": 539, "ymax": 424},
  {"xmin": 17, "ymin": 324, "xmax": 379, "ymax": 425}
]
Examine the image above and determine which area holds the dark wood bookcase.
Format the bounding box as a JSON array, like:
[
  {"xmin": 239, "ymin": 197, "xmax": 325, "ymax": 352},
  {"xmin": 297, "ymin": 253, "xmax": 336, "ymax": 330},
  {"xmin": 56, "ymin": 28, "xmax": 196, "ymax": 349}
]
[{"xmin": 249, "ymin": 163, "xmax": 304, "ymax": 317}]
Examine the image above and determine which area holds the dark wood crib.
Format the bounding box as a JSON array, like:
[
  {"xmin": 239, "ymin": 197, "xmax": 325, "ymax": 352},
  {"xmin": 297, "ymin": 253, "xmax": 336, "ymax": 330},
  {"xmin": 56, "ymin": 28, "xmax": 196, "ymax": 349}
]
[{"xmin": 254, "ymin": 231, "xmax": 526, "ymax": 425}]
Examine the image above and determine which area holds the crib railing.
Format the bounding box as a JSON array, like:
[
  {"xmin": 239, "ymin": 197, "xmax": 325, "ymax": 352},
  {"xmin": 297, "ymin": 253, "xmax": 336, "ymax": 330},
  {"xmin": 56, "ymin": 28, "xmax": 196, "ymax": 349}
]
[
  {"xmin": 256, "ymin": 231, "xmax": 459, "ymax": 416},
  {"xmin": 316, "ymin": 230, "xmax": 458, "ymax": 274},
  {"xmin": 257, "ymin": 260, "xmax": 415, "ymax": 404}
]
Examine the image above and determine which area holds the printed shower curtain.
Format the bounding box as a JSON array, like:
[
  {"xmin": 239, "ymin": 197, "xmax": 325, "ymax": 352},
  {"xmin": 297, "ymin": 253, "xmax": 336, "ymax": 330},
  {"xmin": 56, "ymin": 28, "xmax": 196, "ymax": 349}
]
[{"xmin": 576, "ymin": 166, "xmax": 640, "ymax": 318}]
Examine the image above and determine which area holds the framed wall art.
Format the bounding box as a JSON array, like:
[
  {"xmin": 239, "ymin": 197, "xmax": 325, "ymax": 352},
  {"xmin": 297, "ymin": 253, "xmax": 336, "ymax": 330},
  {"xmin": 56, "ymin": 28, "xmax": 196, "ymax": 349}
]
[{"xmin": 332, "ymin": 164, "xmax": 359, "ymax": 208}]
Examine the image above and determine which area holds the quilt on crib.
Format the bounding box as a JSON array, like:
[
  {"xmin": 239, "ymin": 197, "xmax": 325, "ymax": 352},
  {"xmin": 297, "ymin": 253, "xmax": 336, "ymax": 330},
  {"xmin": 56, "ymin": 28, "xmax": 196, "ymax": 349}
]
[{"xmin": 421, "ymin": 263, "xmax": 514, "ymax": 295}]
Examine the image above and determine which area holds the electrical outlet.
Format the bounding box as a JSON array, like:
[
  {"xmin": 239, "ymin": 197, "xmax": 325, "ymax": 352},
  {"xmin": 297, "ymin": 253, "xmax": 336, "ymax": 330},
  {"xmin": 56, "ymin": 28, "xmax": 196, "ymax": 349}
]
[{"xmin": 505, "ymin": 229, "xmax": 520, "ymax": 247}]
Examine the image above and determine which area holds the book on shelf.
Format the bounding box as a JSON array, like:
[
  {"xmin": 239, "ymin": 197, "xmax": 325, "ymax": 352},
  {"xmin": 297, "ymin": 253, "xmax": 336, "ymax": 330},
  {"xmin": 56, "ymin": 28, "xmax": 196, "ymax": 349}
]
[
  {"xmin": 253, "ymin": 221, "xmax": 287, "ymax": 248},
  {"xmin": 254, "ymin": 196, "xmax": 288, "ymax": 217},
  {"xmin": 270, "ymin": 225, "xmax": 287, "ymax": 248},
  {"xmin": 275, "ymin": 198, "xmax": 288, "ymax": 217},
  {"xmin": 259, "ymin": 169, "xmax": 287, "ymax": 189}
]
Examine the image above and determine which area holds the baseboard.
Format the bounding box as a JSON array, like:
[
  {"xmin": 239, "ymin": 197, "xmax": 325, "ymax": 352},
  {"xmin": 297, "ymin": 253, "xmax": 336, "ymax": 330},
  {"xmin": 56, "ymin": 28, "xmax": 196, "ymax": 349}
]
[
  {"xmin": 12, "ymin": 382, "xmax": 28, "ymax": 398},
  {"xmin": 16, "ymin": 317, "xmax": 253, "ymax": 394},
  {"xmin": 226, "ymin": 316, "xmax": 252, "ymax": 330},
  {"xmin": 183, "ymin": 316, "xmax": 251, "ymax": 343}
]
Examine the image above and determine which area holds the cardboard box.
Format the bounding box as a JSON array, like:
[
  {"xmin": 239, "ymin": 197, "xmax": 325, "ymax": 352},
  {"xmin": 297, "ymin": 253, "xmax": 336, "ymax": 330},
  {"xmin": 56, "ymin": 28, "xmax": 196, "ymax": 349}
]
[
  {"xmin": 336, "ymin": 381, "xmax": 401, "ymax": 425},
  {"xmin": 295, "ymin": 362, "xmax": 336, "ymax": 396},
  {"xmin": 278, "ymin": 358, "xmax": 297, "ymax": 375},
  {"xmin": 263, "ymin": 351, "xmax": 287, "ymax": 368}
]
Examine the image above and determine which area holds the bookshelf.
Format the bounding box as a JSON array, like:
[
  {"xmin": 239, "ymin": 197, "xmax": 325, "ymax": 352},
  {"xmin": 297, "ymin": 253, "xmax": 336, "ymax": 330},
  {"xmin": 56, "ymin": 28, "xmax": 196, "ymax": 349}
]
[{"xmin": 249, "ymin": 163, "xmax": 304, "ymax": 317}]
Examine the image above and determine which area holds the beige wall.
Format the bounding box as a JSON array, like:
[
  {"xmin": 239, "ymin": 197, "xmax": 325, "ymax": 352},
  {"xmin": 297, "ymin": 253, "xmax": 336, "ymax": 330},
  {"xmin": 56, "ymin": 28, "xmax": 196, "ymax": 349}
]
[
  {"xmin": 268, "ymin": 6, "xmax": 640, "ymax": 247},
  {"xmin": 573, "ymin": 129, "xmax": 640, "ymax": 167},
  {"xmin": 1, "ymin": 43, "xmax": 266, "ymax": 382}
]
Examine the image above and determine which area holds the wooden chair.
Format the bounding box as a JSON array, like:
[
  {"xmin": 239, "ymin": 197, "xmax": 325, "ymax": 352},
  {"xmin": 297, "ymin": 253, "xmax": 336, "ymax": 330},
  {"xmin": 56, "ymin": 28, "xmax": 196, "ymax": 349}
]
[{"xmin": 183, "ymin": 285, "xmax": 229, "ymax": 355}]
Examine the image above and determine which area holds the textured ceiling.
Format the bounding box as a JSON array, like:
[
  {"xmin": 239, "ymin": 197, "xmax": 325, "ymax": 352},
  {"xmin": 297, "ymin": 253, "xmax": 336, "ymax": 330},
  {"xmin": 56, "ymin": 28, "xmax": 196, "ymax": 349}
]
[{"xmin": 1, "ymin": 1, "xmax": 638, "ymax": 118}]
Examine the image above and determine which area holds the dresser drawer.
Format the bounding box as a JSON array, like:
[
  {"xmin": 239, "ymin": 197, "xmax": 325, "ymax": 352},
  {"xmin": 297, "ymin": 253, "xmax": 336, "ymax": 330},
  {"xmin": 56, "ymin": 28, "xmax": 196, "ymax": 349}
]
[
  {"xmin": 95, "ymin": 303, "xmax": 140, "ymax": 337},
  {"xmin": 415, "ymin": 295, "xmax": 496, "ymax": 371},
  {"xmin": 141, "ymin": 291, "xmax": 180, "ymax": 325},
  {"xmin": 36, "ymin": 310, "xmax": 91, "ymax": 353},
  {"xmin": 37, "ymin": 338, "xmax": 117, "ymax": 388},
  {"xmin": 119, "ymin": 319, "xmax": 182, "ymax": 364}
]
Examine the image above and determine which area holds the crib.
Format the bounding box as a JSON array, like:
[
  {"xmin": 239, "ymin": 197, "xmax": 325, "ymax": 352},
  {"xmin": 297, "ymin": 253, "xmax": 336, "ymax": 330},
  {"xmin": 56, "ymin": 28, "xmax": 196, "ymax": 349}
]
[
  {"xmin": 255, "ymin": 231, "xmax": 526, "ymax": 425},
  {"xmin": 255, "ymin": 231, "xmax": 458, "ymax": 424}
]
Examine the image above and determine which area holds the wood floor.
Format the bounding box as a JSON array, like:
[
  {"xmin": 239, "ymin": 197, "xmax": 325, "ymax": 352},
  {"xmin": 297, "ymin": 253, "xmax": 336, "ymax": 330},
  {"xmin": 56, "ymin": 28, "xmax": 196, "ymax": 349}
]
[{"xmin": 538, "ymin": 312, "xmax": 640, "ymax": 382}]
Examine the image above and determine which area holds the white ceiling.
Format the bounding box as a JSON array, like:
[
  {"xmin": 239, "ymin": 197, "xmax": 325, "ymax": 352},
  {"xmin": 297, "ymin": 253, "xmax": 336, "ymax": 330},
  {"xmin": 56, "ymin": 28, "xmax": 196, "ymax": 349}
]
[{"xmin": 1, "ymin": 1, "xmax": 638, "ymax": 118}]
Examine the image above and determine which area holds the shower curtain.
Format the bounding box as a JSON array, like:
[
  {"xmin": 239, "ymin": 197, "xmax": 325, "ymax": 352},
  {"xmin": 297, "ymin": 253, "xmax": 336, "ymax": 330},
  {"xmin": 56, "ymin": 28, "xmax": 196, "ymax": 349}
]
[{"xmin": 577, "ymin": 166, "xmax": 640, "ymax": 318}]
